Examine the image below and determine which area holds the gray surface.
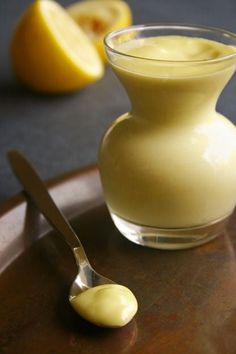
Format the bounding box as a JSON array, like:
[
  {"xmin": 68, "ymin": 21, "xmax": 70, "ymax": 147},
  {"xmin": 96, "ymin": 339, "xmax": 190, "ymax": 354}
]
[{"xmin": 0, "ymin": 0, "xmax": 236, "ymax": 202}]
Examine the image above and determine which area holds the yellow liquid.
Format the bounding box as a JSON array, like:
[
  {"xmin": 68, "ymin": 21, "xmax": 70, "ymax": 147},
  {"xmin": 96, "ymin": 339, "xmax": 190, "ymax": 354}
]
[{"xmin": 99, "ymin": 36, "xmax": 236, "ymax": 227}]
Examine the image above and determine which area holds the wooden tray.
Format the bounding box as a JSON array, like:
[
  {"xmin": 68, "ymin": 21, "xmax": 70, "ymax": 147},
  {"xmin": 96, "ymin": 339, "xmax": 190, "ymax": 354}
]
[{"xmin": 1, "ymin": 165, "xmax": 236, "ymax": 354}]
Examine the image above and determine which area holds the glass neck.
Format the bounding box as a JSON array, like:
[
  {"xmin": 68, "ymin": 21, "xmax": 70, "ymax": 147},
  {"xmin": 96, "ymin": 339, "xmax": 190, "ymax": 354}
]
[{"xmin": 113, "ymin": 65, "xmax": 235, "ymax": 124}]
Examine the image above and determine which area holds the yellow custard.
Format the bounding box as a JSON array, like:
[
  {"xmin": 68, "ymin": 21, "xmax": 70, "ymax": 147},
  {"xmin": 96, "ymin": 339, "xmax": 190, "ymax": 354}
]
[
  {"xmin": 118, "ymin": 36, "xmax": 235, "ymax": 60},
  {"xmin": 99, "ymin": 35, "xmax": 236, "ymax": 229},
  {"xmin": 113, "ymin": 36, "xmax": 236, "ymax": 78},
  {"xmin": 70, "ymin": 284, "xmax": 138, "ymax": 327}
]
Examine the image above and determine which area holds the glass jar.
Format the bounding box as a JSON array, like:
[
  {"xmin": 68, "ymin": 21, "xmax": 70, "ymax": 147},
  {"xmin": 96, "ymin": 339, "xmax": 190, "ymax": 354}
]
[{"xmin": 99, "ymin": 24, "xmax": 236, "ymax": 249}]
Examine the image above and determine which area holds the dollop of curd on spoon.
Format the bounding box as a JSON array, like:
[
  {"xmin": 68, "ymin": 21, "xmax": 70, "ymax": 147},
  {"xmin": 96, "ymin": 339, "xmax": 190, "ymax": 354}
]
[{"xmin": 70, "ymin": 284, "xmax": 138, "ymax": 327}]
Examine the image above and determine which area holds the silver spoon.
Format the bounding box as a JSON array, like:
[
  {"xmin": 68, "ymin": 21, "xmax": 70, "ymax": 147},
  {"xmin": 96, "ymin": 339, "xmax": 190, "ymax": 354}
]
[{"xmin": 8, "ymin": 150, "xmax": 114, "ymax": 300}]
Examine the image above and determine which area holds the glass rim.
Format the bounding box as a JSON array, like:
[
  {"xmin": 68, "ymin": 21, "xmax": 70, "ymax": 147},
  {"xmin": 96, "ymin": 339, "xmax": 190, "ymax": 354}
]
[{"xmin": 104, "ymin": 23, "xmax": 236, "ymax": 65}]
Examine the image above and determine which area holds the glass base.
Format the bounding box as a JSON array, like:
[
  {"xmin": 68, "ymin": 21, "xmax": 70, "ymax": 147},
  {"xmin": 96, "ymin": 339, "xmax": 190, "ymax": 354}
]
[{"xmin": 110, "ymin": 212, "xmax": 230, "ymax": 250}]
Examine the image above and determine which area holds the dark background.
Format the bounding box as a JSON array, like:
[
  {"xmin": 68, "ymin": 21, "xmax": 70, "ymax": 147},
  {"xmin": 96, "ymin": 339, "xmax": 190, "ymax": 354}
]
[{"xmin": 1, "ymin": 0, "xmax": 236, "ymax": 202}]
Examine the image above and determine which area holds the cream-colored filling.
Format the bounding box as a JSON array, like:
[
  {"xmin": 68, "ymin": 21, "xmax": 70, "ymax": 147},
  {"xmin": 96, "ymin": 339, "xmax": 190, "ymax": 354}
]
[
  {"xmin": 113, "ymin": 36, "xmax": 236, "ymax": 77},
  {"xmin": 118, "ymin": 36, "xmax": 236, "ymax": 61},
  {"xmin": 70, "ymin": 284, "xmax": 138, "ymax": 327}
]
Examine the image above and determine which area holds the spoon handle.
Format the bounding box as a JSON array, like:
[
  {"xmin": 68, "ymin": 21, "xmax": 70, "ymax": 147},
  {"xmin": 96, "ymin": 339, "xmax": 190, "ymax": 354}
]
[{"xmin": 8, "ymin": 150, "xmax": 88, "ymax": 257}]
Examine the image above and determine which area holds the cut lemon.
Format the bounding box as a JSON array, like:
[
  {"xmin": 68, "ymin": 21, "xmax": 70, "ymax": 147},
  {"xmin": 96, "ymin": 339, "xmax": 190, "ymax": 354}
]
[
  {"xmin": 67, "ymin": 0, "xmax": 132, "ymax": 62},
  {"xmin": 11, "ymin": 0, "xmax": 104, "ymax": 93}
]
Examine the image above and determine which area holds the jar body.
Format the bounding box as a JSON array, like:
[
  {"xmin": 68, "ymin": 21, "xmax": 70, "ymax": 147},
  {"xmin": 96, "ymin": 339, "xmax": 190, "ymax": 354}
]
[{"xmin": 99, "ymin": 111, "xmax": 236, "ymax": 227}]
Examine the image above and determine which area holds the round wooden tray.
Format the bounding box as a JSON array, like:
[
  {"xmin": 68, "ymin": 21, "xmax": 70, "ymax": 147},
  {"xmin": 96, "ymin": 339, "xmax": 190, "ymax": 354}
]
[{"xmin": 1, "ymin": 165, "xmax": 236, "ymax": 354}]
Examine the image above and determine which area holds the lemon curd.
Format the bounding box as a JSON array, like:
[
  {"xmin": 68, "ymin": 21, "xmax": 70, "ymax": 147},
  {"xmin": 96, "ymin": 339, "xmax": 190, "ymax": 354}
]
[
  {"xmin": 99, "ymin": 25, "xmax": 236, "ymax": 249},
  {"xmin": 70, "ymin": 284, "xmax": 138, "ymax": 327}
]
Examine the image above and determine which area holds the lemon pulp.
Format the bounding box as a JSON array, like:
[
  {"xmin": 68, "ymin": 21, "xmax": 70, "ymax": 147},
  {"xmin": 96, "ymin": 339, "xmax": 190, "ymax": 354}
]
[{"xmin": 67, "ymin": 0, "xmax": 132, "ymax": 61}]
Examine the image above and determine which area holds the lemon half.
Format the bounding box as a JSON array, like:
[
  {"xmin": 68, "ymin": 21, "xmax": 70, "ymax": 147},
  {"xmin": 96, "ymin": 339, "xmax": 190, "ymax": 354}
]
[
  {"xmin": 67, "ymin": 0, "xmax": 132, "ymax": 61},
  {"xmin": 11, "ymin": 0, "xmax": 104, "ymax": 93}
]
